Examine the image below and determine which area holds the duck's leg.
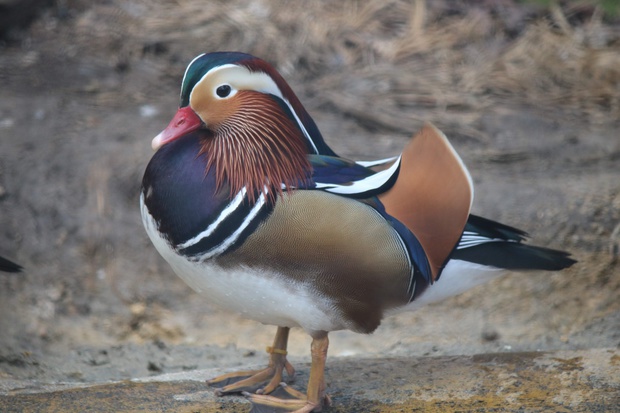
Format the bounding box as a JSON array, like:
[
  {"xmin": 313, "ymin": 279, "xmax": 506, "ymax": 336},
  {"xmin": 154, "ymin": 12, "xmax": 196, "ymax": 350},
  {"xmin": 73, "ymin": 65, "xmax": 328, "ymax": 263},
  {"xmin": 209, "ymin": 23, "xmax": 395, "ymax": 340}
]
[
  {"xmin": 208, "ymin": 326, "xmax": 295, "ymax": 395},
  {"xmin": 245, "ymin": 332, "xmax": 330, "ymax": 413}
]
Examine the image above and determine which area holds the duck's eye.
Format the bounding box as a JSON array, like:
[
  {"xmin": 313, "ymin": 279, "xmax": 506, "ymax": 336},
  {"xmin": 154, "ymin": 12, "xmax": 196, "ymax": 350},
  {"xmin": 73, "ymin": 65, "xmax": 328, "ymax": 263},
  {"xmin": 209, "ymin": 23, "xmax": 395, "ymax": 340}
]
[{"xmin": 216, "ymin": 84, "xmax": 232, "ymax": 98}]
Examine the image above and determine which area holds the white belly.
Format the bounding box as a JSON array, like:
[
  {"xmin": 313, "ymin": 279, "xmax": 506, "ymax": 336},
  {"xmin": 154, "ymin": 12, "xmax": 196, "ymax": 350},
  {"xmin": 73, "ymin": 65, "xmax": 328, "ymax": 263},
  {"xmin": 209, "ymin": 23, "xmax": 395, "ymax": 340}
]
[{"xmin": 141, "ymin": 196, "xmax": 348, "ymax": 334}]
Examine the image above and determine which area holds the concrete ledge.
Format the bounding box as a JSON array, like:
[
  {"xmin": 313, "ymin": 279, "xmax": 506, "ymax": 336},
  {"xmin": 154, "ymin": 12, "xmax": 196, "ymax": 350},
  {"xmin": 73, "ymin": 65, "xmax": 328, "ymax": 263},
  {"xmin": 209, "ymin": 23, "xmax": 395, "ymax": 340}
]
[{"xmin": 2, "ymin": 348, "xmax": 618, "ymax": 412}]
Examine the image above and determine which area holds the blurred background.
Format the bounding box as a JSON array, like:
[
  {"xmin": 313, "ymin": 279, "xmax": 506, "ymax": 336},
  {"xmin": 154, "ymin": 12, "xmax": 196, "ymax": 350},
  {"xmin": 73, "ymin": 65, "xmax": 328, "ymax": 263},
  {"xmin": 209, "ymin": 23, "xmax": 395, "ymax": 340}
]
[{"xmin": 0, "ymin": 0, "xmax": 618, "ymax": 383}]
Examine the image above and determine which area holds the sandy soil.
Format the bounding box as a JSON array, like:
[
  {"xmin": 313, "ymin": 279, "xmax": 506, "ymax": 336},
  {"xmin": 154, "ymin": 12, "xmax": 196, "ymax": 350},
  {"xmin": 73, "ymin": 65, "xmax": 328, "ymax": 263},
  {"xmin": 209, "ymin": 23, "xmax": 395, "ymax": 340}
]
[{"xmin": 0, "ymin": 0, "xmax": 618, "ymax": 389}]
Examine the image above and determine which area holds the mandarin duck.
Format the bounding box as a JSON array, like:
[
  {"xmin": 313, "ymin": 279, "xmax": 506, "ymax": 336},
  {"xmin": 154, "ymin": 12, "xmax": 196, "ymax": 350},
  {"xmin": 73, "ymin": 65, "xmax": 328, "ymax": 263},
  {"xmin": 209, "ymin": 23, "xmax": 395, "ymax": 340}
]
[
  {"xmin": 0, "ymin": 255, "xmax": 22, "ymax": 273},
  {"xmin": 141, "ymin": 52, "xmax": 576, "ymax": 412}
]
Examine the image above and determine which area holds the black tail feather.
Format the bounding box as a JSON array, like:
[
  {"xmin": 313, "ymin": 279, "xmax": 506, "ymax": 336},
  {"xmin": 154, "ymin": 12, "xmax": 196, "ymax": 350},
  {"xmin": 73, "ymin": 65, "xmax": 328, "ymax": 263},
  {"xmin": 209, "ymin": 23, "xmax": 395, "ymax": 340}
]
[
  {"xmin": 452, "ymin": 242, "xmax": 576, "ymax": 271},
  {"xmin": 466, "ymin": 214, "xmax": 528, "ymax": 242},
  {"xmin": 0, "ymin": 256, "xmax": 22, "ymax": 273},
  {"xmin": 453, "ymin": 214, "xmax": 577, "ymax": 271}
]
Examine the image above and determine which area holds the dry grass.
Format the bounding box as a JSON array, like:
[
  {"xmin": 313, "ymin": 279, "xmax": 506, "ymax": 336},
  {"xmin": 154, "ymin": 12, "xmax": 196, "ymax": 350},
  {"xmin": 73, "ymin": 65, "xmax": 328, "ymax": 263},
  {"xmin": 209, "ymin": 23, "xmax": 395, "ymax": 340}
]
[
  {"xmin": 30, "ymin": 0, "xmax": 620, "ymax": 132},
  {"xmin": 149, "ymin": 1, "xmax": 619, "ymax": 128}
]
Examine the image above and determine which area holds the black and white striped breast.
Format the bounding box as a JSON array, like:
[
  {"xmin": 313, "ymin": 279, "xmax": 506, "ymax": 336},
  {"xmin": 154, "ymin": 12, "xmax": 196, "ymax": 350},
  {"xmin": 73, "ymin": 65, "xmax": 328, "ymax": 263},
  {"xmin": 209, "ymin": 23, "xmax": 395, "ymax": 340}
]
[{"xmin": 141, "ymin": 132, "xmax": 273, "ymax": 261}]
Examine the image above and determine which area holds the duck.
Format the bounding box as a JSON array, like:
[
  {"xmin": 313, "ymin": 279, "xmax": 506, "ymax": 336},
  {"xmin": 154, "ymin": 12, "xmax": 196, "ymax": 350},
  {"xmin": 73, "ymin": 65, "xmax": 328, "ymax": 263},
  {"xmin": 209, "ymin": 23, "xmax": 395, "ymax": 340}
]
[
  {"xmin": 141, "ymin": 51, "xmax": 575, "ymax": 413},
  {"xmin": 0, "ymin": 255, "xmax": 22, "ymax": 273}
]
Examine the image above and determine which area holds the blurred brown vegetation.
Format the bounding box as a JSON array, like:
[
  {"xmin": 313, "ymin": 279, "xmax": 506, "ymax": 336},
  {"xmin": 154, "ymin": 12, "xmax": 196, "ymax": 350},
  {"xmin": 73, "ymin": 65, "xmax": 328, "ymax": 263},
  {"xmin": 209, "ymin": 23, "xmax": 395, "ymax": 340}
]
[
  {"xmin": 5, "ymin": 0, "xmax": 619, "ymax": 135},
  {"xmin": 54, "ymin": 0, "xmax": 620, "ymax": 130}
]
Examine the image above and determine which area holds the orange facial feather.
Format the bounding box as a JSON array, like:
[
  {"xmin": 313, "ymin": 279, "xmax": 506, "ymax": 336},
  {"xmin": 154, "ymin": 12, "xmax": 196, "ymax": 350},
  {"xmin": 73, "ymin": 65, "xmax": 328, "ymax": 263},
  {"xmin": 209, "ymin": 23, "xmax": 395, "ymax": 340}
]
[{"xmin": 198, "ymin": 91, "xmax": 311, "ymax": 205}]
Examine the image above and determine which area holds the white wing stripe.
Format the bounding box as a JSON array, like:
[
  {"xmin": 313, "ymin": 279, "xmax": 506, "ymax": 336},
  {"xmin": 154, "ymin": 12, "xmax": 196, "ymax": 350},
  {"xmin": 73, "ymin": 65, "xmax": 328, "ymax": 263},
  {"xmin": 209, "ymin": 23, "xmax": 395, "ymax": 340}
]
[
  {"xmin": 355, "ymin": 156, "xmax": 399, "ymax": 168},
  {"xmin": 457, "ymin": 235, "xmax": 515, "ymax": 249},
  {"xmin": 316, "ymin": 156, "xmax": 401, "ymax": 195}
]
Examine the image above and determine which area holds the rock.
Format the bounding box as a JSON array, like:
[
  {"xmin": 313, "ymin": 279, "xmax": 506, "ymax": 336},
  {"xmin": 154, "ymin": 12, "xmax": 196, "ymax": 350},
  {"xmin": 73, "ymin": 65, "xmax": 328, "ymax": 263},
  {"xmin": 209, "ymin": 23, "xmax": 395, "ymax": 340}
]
[{"xmin": 1, "ymin": 348, "xmax": 618, "ymax": 412}]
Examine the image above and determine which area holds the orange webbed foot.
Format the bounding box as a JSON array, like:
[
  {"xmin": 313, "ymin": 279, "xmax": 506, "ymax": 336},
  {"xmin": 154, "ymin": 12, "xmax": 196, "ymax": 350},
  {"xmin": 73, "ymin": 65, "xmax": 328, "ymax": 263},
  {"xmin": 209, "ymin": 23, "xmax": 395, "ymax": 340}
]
[
  {"xmin": 208, "ymin": 326, "xmax": 294, "ymax": 395},
  {"xmin": 244, "ymin": 383, "xmax": 330, "ymax": 413}
]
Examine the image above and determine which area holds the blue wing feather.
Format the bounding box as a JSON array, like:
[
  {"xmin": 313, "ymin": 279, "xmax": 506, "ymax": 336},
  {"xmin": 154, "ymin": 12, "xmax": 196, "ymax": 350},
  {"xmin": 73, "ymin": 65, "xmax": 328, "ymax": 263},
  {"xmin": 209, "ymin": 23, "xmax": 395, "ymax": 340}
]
[{"xmin": 308, "ymin": 155, "xmax": 375, "ymax": 185}]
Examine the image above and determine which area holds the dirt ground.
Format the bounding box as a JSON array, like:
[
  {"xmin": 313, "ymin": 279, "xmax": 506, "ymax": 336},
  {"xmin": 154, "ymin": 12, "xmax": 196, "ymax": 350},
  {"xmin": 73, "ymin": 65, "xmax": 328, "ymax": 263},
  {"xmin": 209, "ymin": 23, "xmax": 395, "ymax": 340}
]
[{"xmin": 0, "ymin": 0, "xmax": 619, "ymax": 392}]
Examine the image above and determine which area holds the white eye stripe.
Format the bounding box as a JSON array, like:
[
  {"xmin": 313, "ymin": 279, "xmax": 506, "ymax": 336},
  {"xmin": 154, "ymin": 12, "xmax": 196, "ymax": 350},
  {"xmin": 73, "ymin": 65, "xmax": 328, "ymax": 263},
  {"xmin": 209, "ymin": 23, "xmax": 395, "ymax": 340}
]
[{"xmin": 191, "ymin": 64, "xmax": 320, "ymax": 154}]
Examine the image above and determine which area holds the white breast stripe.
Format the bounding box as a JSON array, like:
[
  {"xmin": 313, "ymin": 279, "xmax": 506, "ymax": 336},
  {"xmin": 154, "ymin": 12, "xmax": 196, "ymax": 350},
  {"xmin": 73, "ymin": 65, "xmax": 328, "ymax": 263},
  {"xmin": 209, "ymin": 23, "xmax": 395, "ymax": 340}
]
[
  {"xmin": 315, "ymin": 156, "xmax": 401, "ymax": 195},
  {"xmin": 197, "ymin": 188, "xmax": 268, "ymax": 261},
  {"xmin": 178, "ymin": 187, "xmax": 248, "ymax": 249}
]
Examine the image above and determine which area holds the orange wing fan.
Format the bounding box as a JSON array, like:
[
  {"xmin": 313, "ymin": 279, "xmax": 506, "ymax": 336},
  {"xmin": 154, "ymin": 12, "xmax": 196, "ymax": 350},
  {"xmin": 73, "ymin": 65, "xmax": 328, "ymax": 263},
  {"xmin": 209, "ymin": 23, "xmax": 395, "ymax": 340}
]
[{"xmin": 379, "ymin": 123, "xmax": 473, "ymax": 282}]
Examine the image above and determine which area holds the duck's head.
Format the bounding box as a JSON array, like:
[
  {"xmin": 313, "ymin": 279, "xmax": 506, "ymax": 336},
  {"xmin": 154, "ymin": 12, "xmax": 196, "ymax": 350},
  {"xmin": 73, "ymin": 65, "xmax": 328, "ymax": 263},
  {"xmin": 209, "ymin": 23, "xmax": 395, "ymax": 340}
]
[{"xmin": 152, "ymin": 52, "xmax": 334, "ymax": 202}]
